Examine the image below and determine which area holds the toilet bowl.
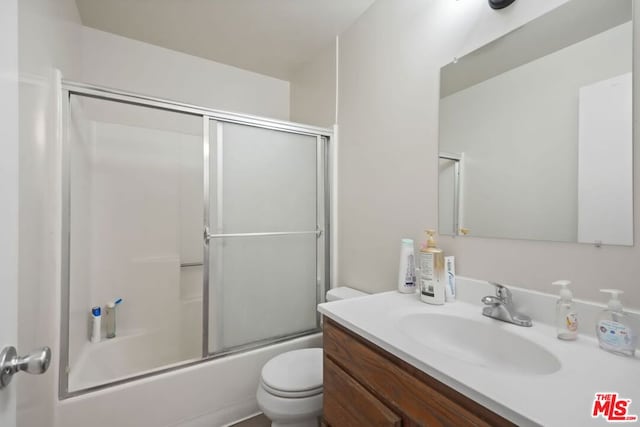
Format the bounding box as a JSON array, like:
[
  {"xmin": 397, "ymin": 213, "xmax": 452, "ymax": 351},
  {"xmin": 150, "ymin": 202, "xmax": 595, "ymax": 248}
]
[{"xmin": 256, "ymin": 287, "xmax": 367, "ymax": 427}]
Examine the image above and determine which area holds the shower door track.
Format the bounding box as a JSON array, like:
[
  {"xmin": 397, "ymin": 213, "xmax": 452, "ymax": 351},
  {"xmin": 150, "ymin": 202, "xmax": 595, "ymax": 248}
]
[
  {"xmin": 59, "ymin": 77, "xmax": 332, "ymax": 399},
  {"xmin": 61, "ymin": 80, "xmax": 332, "ymax": 137}
]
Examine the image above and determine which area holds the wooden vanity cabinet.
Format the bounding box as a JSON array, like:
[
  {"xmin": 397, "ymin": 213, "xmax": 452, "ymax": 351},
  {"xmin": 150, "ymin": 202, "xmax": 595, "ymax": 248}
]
[{"xmin": 322, "ymin": 318, "xmax": 516, "ymax": 427}]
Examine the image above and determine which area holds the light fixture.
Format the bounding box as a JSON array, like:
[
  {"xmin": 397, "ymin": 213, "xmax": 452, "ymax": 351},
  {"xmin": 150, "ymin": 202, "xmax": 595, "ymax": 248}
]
[{"xmin": 489, "ymin": 0, "xmax": 516, "ymax": 10}]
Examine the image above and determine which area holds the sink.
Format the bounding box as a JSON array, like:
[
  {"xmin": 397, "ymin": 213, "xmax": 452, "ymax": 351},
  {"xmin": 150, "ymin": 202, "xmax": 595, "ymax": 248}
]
[{"xmin": 397, "ymin": 313, "xmax": 561, "ymax": 375}]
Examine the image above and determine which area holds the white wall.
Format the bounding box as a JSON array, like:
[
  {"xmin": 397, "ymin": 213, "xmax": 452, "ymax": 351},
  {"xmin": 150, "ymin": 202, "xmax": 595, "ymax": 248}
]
[
  {"xmin": 337, "ymin": 0, "xmax": 640, "ymax": 308},
  {"xmin": 0, "ymin": 0, "xmax": 19, "ymax": 425},
  {"xmin": 81, "ymin": 27, "xmax": 290, "ymax": 121},
  {"xmin": 439, "ymin": 22, "xmax": 631, "ymax": 243},
  {"xmin": 289, "ymin": 41, "xmax": 337, "ymax": 127},
  {"xmin": 17, "ymin": 1, "xmax": 83, "ymax": 426}
]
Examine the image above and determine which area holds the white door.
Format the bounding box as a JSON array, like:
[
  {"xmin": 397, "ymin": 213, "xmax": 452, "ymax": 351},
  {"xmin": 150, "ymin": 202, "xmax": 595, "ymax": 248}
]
[{"xmin": 0, "ymin": 0, "xmax": 19, "ymax": 425}]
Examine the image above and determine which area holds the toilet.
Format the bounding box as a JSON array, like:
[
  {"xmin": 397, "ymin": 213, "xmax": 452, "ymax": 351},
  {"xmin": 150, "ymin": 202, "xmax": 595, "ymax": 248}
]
[{"xmin": 256, "ymin": 286, "xmax": 367, "ymax": 427}]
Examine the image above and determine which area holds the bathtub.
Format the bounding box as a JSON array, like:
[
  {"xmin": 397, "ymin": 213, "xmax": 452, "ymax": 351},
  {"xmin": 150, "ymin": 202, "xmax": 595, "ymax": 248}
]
[
  {"xmin": 57, "ymin": 333, "xmax": 322, "ymax": 427},
  {"xmin": 68, "ymin": 328, "xmax": 199, "ymax": 392}
]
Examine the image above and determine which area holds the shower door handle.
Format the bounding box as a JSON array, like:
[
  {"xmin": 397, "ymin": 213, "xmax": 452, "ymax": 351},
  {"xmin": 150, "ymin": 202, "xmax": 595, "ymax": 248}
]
[
  {"xmin": 205, "ymin": 229, "xmax": 322, "ymax": 242},
  {"xmin": 0, "ymin": 346, "xmax": 52, "ymax": 389}
]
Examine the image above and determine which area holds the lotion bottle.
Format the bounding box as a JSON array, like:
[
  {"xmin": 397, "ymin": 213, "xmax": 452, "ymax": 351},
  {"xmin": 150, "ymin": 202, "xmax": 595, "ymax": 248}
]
[
  {"xmin": 551, "ymin": 280, "xmax": 578, "ymax": 340},
  {"xmin": 397, "ymin": 239, "xmax": 416, "ymax": 294},
  {"xmin": 90, "ymin": 306, "xmax": 101, "ymax": 343},
  {"xmin": 419, "ymin": 230, "xmax": 445, "ymax": 305},
  {"xmin": 596, "ymin": 289, "xmax": 638, "ymax": 357}
]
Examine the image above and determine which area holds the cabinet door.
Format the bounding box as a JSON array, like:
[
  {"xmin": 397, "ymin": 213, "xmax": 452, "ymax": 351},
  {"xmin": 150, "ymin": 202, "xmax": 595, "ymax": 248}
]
[
  {"xmin": 324, "ymin": 319, "xmax": 515, "ymax": 427},
  {"xmin": 324, "ymin": 356, "xmax": 402, "ymax": 427}
]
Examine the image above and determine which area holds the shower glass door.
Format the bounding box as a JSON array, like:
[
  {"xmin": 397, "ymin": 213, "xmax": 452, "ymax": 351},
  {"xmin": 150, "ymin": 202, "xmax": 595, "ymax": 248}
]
[
  {"xmin": 206, "ymin": 121, "xmax": 325, "ymax": 354},
  {"xmin": 61, "ymin": 79, "xmax": 330, "ymax": 397},
  {"xmin": 65, "ymin": 95, "xmax": 204, "ymax": 393}
]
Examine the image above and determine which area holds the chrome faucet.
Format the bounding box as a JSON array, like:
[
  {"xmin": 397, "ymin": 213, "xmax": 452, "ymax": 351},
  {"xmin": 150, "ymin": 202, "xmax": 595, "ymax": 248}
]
[{"xmin": 481, "ymin": 283, "xmax": 532, "ymax": 327}]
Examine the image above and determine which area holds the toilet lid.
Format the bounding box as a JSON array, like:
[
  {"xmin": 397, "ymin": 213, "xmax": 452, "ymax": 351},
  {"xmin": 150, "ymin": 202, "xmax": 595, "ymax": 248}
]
[{"xmin": 260, "ymin": 348, "xmax": 323, "ymax": 398}]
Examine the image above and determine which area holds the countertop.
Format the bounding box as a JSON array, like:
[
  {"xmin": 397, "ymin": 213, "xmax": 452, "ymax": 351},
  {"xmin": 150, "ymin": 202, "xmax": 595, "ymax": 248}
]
[{"xmin": 318, "ymin": 291, "xmax": 640, "ymax": 427}]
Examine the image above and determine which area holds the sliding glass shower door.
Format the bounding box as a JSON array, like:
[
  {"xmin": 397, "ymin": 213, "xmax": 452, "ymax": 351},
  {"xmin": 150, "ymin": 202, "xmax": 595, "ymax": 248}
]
[
  {"xmin": 206, "ymin": 121, "xmax": 326, "ymax": 354},
  {"xmin": 65, "ymin": 95, "xmax": 204, "ymax": 393},
  {"xmin": 61, "ymin": 80, "xmax": 329, "ymax": 397}
]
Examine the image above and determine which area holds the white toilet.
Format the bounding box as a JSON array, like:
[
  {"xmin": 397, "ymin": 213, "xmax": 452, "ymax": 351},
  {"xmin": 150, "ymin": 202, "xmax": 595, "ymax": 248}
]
[{"xmin": 256, "ymin": 287, "xmax": 367, "ymax": 427}]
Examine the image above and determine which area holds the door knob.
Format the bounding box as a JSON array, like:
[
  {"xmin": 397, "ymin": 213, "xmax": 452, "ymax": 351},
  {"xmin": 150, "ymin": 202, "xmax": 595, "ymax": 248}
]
[{"xmin": 0, "ymin": 346, "xmax": 51, "ymax": 389}]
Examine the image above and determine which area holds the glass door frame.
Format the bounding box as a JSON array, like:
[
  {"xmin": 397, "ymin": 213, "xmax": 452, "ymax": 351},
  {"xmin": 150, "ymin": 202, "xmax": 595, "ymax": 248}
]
[{"xmin": 59, "ymin": 78, "xmax": 331, "ymax": 399}]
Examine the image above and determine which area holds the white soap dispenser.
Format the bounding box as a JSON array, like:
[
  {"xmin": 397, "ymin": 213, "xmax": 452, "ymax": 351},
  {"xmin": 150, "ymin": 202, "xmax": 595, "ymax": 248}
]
[
  {"xmin": 551, "ymin": 280, "xmax": 578, "ymax": 340},
  {"xmin": 596, "ymin": 289, "xmax": 638, "ymax": 357}
]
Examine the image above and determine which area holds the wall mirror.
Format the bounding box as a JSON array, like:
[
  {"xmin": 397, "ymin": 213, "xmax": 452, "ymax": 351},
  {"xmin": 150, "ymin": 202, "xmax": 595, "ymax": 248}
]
[{"xmin": 438, "ymin": 0, "xmax": 633, "ymax": 246}]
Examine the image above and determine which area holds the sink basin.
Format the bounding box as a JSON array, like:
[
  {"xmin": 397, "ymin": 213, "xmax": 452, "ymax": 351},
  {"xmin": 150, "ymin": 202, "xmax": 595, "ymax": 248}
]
[{"xmin": 397, "ymin": 313, "xmax": 561, "ymax": 375}]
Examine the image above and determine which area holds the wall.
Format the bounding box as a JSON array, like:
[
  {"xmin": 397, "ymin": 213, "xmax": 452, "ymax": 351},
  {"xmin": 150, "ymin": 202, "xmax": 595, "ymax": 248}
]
[
  {"xmin": 439, "ymin": 22, "xmax": 631, "ymax": 243},
  {"xmin": 80, "ymin": 27, "xmax": 290, "ymax": 121},
  {"xmin": 17, "ymin": 0, "xmax": 83, "ymax": 426},
  {"xmin": 289, "ymin": 41, "xmax": 337, "ymax": 127},
  {"xmin": 0, "ymin": 0, "xmax": 19, "ymax": 425},
  {"xmin": 337, "ymin": 0, "xmax": 640, "ymax": 308}
]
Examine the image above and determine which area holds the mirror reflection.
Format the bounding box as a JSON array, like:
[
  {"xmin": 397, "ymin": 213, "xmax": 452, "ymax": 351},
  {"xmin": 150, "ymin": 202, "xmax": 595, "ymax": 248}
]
[{"xmin": 438, "ymin": 0, "xmax": 633, "ymax": 246}]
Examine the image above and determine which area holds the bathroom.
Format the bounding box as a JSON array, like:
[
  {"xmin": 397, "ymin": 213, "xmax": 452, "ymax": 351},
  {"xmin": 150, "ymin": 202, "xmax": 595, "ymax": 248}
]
[{"xmin": 0, "ymin": 0, "xmax": 638, "ymax": 426}]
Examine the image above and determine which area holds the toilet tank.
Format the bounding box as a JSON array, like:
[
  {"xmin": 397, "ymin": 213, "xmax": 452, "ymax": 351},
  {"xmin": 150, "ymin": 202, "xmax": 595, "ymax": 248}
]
[{"xmin": 325, "ymin": 286, "xmax": 367, "ymax": 302}]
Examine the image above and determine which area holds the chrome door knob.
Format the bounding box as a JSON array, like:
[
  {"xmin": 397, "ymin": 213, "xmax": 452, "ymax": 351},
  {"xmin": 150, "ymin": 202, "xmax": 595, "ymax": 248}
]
[{"xmin": 0, "ymin": 346, "xmax": 51, "ymax": 389}]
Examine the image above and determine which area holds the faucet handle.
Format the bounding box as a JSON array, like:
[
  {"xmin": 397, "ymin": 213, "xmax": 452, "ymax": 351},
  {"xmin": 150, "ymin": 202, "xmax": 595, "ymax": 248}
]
[{"xmin": 489, "ymin": 282, "xmax": 512, "ymax": 302}]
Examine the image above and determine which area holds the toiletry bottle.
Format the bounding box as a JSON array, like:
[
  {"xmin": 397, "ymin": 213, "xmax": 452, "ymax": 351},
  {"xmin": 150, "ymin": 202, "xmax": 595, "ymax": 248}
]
[
  {"xmin": 444, "ymin": 256, "xmax": 456, "ymax": 302},
  {"xmin": 397, "ymin": 239, "xmax": 417, "ymax": 294},
  {"xmin": 90, "ymin": 306, "xmax": 101, "ymax": 343},
  {"xmin": 419, "ymin": 230, "xmax": 445, "ymax": 305},
  {"xmin": 596, "ymin": 289, "xmax": 638, "ymax": 357},
  {"xmin": 105, "ymin": 298, "xmax": 123, "ymax": 339},
  {"xmin": 551, "ymin": 280, "xmax": 578, "ymax": 340}
]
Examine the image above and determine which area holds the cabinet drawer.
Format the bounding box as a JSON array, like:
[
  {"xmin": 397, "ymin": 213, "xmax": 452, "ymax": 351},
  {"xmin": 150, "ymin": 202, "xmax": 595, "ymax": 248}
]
[
  {"xmin": 324, "ymin": 356, "xmax": 401, "ymax": 427},
  {"xmin": 324, "ymin": 319, "xmax": 515, "ymax": 427}
]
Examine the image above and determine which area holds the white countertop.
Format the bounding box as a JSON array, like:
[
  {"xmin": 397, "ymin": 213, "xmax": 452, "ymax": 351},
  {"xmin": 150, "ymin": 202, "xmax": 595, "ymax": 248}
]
[{"xmin": 318, "ymin": 290, "xmax": 640, "ymax": 427}]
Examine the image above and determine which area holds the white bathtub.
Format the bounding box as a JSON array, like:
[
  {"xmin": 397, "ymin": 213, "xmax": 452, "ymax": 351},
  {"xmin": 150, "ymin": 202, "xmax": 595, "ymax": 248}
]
[
  {"xmin": 68, "ymin": 328, "xmax": 198, "ymax": 392},
  {"xmin": 58, "ymin": 333, "xmax": 322, "ymax": 427}
]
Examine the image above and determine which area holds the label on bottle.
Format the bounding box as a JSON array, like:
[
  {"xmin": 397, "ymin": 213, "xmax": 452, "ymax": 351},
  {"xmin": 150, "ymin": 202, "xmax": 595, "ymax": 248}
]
[
  {"xmin": 405, "ymin": 254, "xmax": 416, "ymax": 288},
  {"xmin": 597, "ymin": 320, "xmax": 634, "ymax": 349},
  {"xmin": 419, "ymin": 253, "xmax": 435, "ymax": 297},
  {"xmin": 565, "ymin": 312, "xmax": 578, "ymax": 332}
]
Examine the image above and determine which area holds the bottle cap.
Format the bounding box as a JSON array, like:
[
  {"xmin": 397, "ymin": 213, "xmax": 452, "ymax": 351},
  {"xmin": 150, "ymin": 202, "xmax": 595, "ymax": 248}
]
[
  {"xmin": 600, "ymin": 289, "xmax": 624, "ymax": 312},
  {"xmin": 92, "ymin": 306, "xmax": 101, "ymax": 316},
  {"xmin": 551, "ymin": 280, "xmax": 572, "ymax": 301},
  {"xmin": 107, "ymin": 298, "xmax": 123, "ymax": 309},
  {"xmin": 401, "ymin": 238, "xmax": 414, "ymax": 245}
]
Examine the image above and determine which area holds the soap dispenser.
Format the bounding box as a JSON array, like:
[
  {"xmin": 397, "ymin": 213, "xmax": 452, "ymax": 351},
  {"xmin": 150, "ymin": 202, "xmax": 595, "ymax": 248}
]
[
  {"xmin": 418, "ymin": 230, "xmax": 445, "ymax": 305},
  {"xmin": 551, "ymin": 280, "xmax": 578, "ymax": 340},
  {"xmin": 596, "ymin": 289, "xmax": 638, "ymax": 357}
]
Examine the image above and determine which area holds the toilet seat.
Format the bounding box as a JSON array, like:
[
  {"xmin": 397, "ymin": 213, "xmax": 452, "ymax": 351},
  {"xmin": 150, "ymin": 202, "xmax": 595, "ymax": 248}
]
[{"xmin": 260, "ymin": 348, "xmax": 323, "ymax": 398}]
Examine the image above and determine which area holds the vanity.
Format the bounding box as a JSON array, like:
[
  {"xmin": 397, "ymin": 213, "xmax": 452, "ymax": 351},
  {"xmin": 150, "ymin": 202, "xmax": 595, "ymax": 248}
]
[
  {"xmin": 318, "ymin": 278, "xmax": 640, "ymax": 427},
  {"xmin": 322, "ymin": 318, "xmax": 514, "ymax": 426}
]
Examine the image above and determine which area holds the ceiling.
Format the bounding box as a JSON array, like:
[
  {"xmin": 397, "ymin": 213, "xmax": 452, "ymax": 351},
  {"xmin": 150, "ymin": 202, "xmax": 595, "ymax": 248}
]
[{"xmin": 75, "ymin": 0, "xmax": 375, "ymax": 80}]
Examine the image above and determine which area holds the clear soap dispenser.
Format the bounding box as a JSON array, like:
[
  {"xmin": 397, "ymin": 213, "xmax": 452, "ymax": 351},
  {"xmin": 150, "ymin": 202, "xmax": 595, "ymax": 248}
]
[
  {"xmin": 551, "ymin": 280, "xmax": 578, "ymax": 340},
  {"xmin": 596, "ymin": 289, "xmax": 638, "ymax": 357}
]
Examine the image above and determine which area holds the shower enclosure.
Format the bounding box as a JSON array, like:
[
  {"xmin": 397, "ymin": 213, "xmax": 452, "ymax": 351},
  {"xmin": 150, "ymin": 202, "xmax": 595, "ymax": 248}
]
[{"xmin": 60, "ymin": 81, "xmax": 330, "ymax": 396}]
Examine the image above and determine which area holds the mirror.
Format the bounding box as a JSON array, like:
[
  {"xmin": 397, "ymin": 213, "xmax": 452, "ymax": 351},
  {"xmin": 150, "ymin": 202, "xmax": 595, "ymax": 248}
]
[{"xmin": 438, "ymin": 0, "xmax": 633, "ymax": 246}]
